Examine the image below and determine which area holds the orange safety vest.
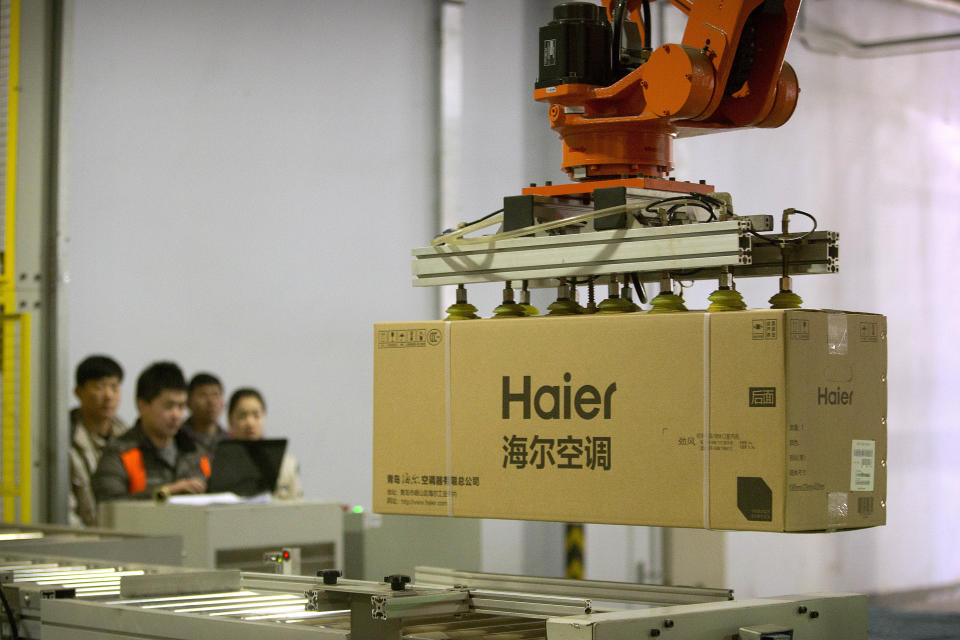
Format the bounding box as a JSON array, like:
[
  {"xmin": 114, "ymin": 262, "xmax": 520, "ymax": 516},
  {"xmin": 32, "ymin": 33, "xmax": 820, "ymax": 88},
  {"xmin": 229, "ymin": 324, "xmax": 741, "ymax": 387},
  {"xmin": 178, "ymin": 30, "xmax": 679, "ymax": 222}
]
[{"xmin": 119, "ymin": 448, "xmax": 211, "ymax": 495}]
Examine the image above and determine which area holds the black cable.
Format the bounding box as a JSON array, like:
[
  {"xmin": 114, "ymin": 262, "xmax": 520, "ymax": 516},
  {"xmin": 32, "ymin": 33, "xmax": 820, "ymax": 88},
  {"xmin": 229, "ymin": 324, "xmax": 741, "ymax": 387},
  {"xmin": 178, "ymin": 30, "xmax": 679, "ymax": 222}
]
[
  {"xmin": 787, "ymin": 209, "xmax": 818, "ymax": 241},
  {"xmin": 1, "ymin": 582, "xmax": 20, "ymax": 640},
  {"xmin": 629, "ymin": 272, "xmax": 648, "ymax": 304},
  {"xmin": 613, "ymin": 1, "xmax": 651, "ymax": 73},
  {"xmin": 433, "ymin": 208, "xmax": 505, "ymax": 244},
  {"xmin": 666, "ymin": 204, "xmax": 684, "ymax": 223},
  {"xmin": 464, "ymin": 207, "xmax": 504, "ymax": 227},
  {"xmin": 611, "ymin": 0, "xmax": 627, "ymax": 76},
  {"xmin": 641, "ymin": 0, "xmax": 652, "ymax": 50},
  {"xmin": 643, "ymin": 193, "xmax": 724, "ymax": 211},
  {"xmin": 748, "ymin": 229, "xmax": 778, "ymax": 245},
  {"xmin": 668, "ymin": 201, "xmax": 715, "ymax": 222},
  {"xmin": 639, "ymin": 194, "xmax": 719, "ymax": 224},
  {"xmin": 749, "ymin": 210, "xmax": 819, "ymax": 245}
]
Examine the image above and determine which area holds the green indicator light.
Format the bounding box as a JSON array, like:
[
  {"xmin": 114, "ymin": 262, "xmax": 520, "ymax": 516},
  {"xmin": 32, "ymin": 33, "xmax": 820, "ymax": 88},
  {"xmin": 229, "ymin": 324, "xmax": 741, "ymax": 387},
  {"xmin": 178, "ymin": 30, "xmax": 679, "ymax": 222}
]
[{"xmin": 352, "ymin": 505, "xmax": 364, "ymax": 514}]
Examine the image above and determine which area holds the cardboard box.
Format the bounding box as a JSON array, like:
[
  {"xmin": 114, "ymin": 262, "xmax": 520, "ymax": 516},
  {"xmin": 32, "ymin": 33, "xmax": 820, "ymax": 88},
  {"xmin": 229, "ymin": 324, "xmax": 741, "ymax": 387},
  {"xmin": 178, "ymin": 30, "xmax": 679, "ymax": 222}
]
[{"xmin": 373, "ymin": 310, "xmax": 886, "ymax": 532}]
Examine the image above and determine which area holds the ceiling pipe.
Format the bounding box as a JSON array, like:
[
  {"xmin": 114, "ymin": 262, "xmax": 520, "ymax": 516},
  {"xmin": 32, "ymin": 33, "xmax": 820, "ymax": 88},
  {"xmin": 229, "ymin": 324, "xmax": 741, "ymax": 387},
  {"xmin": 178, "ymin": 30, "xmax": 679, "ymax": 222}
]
[
  {"xmin": 796, "ymin": 1, "xmax": 960, "ymax": 57},
  {"xmin": 897, "ymin": 0, "xmax": 960, "ymax": 18}
]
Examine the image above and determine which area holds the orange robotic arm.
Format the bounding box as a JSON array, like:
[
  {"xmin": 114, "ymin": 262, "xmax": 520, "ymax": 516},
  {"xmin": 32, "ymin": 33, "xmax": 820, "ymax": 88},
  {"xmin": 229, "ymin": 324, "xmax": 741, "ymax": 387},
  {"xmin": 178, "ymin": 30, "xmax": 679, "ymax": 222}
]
[{"xmin": 534, "ymin": 0, "xmax": 801, "ymax": 180}]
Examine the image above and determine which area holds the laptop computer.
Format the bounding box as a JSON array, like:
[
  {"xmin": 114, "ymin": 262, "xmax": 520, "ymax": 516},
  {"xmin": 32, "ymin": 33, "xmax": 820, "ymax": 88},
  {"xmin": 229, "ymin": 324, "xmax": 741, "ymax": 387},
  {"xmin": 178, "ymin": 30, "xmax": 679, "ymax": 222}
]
[{"xmin": 206, "ymin": 438, "xmax": 287, "ymax": 496}]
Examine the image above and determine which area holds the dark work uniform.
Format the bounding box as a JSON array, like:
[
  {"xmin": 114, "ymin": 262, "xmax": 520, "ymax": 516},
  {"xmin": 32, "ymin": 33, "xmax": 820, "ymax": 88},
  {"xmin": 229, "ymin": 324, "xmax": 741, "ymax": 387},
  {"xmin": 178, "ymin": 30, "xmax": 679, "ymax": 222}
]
[
  {"xmin": 93, "ymin": 421, "xmax": 210, "ymax": 501},
  {"xmin": 180, "ymin": 416, "xmax": 227, "ymax": 457}
]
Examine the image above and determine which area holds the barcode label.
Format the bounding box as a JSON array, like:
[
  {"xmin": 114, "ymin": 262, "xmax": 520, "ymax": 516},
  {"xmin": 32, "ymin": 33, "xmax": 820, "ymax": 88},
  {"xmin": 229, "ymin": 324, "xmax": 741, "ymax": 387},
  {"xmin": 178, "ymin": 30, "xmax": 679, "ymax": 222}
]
[
  {"xmin": 858, "ymin": 497, "xmax": 874, "ymax": 516},
  {"xmin": 850, "ymin": 439, "xmax": 875, "ymax": 492}
]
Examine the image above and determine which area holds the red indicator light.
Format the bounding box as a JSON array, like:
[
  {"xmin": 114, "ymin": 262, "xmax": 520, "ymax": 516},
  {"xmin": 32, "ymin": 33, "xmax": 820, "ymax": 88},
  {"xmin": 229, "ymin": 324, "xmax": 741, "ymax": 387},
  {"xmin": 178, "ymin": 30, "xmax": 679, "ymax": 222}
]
[{"xmin": 283, "ymin": 551, "xmax": 290, "ymax": 559}]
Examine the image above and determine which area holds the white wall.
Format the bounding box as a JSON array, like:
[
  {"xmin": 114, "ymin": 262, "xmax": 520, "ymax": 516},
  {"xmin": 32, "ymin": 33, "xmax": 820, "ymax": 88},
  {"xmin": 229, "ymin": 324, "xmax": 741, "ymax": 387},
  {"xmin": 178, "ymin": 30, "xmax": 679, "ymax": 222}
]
[
  {"xmin": 59, "ymin": 0, "xmax": 960, "ymax": 596},
  {"xmin": 664, "ymin": 1, "xmax": 960, "ymax": 597},
  {"xmin": 60, "ymin": 0, "xmax": 438, "ymax": 510}
]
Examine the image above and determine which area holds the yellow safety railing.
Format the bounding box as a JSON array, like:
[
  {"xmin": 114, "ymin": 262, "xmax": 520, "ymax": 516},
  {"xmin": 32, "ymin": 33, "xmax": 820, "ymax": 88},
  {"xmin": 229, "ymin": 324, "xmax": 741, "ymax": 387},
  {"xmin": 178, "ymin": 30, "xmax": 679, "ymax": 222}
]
[
  {"xmin": 2, "ymin": 0, "xmax": 19, "ymax": 305},
  {"xmin": 1, "ymin": 313, "xmax": 30, "ymax": 522},
  {"xmin": 1, "ymin": 0, "xmax": 30, "ymax": 523}
]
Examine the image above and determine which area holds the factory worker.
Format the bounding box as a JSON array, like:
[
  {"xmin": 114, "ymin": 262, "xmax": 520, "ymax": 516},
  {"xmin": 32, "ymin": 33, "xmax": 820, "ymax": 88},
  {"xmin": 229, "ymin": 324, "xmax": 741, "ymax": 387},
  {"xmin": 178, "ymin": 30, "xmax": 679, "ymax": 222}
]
[
  {"xmin": 93, "ymin": 362, "xmax": 210, "ymax": 502},
  {"xmin": 181, "ymin": 372, "xmax": 227, "ymax": 456},
  {"xmin": 69, "ymin": 355, "xmax": 129, "ymax": 526},
  {"xmin": 227, "ymin": 387, "xmax": 303, "ymax": 499}
]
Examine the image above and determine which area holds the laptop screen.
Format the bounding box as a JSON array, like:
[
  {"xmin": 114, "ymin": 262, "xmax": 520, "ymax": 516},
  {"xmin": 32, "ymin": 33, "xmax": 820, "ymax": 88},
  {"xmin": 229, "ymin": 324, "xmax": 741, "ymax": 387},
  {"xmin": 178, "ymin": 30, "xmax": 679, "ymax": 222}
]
[{"xmin": 206, "ymin": 438, "xmax": 287, "ymax": 496}]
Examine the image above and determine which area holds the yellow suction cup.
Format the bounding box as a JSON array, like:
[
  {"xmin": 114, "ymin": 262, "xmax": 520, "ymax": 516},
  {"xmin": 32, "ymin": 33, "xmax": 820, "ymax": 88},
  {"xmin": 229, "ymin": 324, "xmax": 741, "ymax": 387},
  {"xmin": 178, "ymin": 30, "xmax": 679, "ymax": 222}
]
[
  {"xmin": 769, "ymin": 276, "xmax": 802, "ymax": 309},
  {"xmin": 707, "ymin": 288, "xmax": 747, "ymax": 311},
  {"xmin": 491, "ymin": 282, "xmax": 526, "ymax": 319},
  {"xmin": 518, "ymin": 284, "xmax": 540, "ymax": 316},
  {"xmin": 648, "ymin": 276, "xmax": 687, "ymax": 313},
  {"xmin": 547, "ymin": 283, "xmax": 582, "ymax": 316},
  {"xmin": 769, "ymin": 290, "xmax": 803, "ymax": 309},
  {"xmin": 648, "ymin": 292, "xmax": 688, "ymax": 313},
  {"xmin": 597, "ymin": 277, "xmax": 636, "ymax": 314},
  {"xmin": 597, "ymin": 297, "xmax": 635, "ymax": 314},
  {"xmin": 444, "ymin": 285, "xmax": 479, "ymax": 320}
]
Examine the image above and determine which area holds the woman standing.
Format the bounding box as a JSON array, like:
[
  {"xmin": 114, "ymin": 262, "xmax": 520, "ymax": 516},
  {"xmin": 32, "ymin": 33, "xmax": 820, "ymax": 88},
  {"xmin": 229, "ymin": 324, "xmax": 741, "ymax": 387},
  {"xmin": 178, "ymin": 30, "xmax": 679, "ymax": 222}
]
[{"xmin": 227, "ymin": 388, "xmax": 303, "ymax": 499}]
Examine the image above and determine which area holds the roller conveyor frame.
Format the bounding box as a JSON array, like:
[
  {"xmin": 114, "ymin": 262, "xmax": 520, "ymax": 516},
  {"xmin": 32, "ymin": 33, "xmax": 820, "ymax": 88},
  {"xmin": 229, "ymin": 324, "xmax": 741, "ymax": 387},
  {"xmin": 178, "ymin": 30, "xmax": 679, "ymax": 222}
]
[{"xmin": 1, "ymin": 557, "xmax": 868, "ymax": 640}]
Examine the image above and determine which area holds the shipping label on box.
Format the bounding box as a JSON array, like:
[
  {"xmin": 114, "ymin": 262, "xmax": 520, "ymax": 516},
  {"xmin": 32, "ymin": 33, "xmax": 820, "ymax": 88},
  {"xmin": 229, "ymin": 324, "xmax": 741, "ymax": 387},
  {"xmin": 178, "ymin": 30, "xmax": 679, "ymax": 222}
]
[{"xmin": 373, "ymin": 310, "xmax": 886, "ymax": 532}]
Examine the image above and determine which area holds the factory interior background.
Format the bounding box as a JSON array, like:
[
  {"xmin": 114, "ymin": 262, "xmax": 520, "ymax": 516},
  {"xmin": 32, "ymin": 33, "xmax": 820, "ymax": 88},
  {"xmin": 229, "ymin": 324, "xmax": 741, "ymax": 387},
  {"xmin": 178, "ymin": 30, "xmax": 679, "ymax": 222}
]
[{"xmin": 4, "ymin": 0, "xmax": 958, "ymax": 603}]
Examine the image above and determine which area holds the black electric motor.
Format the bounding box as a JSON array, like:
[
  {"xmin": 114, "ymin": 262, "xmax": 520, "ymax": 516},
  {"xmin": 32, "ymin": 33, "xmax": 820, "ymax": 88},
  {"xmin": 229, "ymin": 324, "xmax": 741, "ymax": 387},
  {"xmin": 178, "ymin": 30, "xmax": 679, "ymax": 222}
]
[{"xmin": 535, "ymin": 2, "xmax": 612, "ymax": 89}]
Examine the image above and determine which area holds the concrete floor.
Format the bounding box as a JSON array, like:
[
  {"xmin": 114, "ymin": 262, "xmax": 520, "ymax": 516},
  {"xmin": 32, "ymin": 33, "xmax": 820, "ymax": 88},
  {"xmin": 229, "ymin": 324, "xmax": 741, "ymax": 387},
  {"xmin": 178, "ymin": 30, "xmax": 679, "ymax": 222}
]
[
  {"xmin": 867, "ymin": 583, "xmax": 960, "ymax": 640},
  {"xmin": 870, "ymin": 583, "xmax": 960, "ymax": 613}
]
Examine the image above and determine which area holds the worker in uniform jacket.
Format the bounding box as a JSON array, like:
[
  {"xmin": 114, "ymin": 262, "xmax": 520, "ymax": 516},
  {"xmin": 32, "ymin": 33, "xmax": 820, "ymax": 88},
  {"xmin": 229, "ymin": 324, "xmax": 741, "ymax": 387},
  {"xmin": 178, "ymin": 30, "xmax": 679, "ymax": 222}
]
[
  {"xmin": 94, "ymin": 362, "xmax": 210, "ymax": 503},
  {"xmin": 68, "ymin": 355, "xmax": 128, "ymax": 526}
]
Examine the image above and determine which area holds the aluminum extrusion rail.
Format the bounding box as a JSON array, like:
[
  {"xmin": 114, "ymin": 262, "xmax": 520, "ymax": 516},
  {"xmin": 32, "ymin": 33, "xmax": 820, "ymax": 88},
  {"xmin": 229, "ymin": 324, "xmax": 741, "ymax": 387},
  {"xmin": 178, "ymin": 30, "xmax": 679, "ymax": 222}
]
[
  {"xmin": 414, "ymin": 566, "xmax": 732, "ymax": 606},
  {"xmin": 412, "ymin": 220, "xmax": 752, "ymax": 287},
  {"xmin": 412, "ymin": 223, "xmax": 838, "ymax": 288}
]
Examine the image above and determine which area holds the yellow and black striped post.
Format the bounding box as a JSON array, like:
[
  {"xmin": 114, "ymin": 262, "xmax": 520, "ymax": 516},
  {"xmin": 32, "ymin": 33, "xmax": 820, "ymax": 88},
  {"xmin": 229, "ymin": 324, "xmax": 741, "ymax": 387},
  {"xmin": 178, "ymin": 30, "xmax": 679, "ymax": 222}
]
[{"xmin": 565, "ymin": 523, "xmax": 584, "ymax": 579}]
